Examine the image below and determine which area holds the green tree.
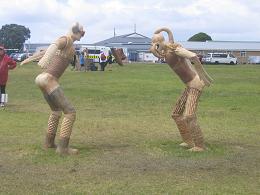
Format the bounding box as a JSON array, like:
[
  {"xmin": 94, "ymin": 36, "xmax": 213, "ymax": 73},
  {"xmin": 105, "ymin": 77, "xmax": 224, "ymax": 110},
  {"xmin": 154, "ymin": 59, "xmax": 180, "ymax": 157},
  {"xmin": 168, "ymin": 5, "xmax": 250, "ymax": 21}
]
[
  {"xmin": 188, "ymin": 32, "xmax": 212, "ymax": 42},
  {"xmin": 0, "ymin": 24, "xmax": 31, "ymax": 49}
]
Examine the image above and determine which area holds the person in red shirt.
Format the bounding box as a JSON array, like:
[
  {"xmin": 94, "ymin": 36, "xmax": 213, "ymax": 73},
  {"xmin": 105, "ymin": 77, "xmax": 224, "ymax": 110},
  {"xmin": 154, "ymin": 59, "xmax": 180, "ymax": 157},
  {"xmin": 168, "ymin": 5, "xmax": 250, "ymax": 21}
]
[{"xmin": 0, "ymin": 45, "xmax": 16, "ymax": 107}]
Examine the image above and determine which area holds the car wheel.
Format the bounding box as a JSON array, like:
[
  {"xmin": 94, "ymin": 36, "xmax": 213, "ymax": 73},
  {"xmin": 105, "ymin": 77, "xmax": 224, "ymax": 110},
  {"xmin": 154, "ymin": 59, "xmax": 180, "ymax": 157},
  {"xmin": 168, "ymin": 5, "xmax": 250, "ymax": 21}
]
[
  {"xmin": 215, "ymin": 61, "xmax": 219, "ymax": 64},
  {"xmin": 230, "ymin": 61, "xmax": 234, "ymax": 65}
]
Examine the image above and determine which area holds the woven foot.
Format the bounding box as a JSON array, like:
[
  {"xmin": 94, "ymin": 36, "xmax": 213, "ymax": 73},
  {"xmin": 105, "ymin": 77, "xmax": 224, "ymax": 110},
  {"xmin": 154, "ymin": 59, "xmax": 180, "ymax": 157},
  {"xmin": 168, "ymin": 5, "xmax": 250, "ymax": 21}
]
[
  {"xmin": 56, "ymin": 137, "xmax": 79, "ymax": 155},
  {"xmin": 188, "ymin": 146, "xmax": 204, "ymax": 152},
  {"xmin": 179, "ymin": 142, "xmax": 194, "ymax": 148},
  {"xmin": 56, "ymin": 147, "xmax": 79, "ymax": 155},
  {"xmin": 43, "ymin": 133, "xmax": 57, "ymax": 149}
]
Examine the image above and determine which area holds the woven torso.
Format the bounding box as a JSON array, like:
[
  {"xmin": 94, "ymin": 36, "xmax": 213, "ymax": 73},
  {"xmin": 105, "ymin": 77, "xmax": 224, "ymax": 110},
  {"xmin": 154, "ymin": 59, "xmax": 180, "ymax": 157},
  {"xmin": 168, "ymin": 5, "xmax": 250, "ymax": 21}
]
[
  {"xmin": 45, "ymin": 36, "xmax": 75, "ymax": 79},
  {"xmin": 166, "ymin": 52, "xmax": 196, "ymax": 83}
]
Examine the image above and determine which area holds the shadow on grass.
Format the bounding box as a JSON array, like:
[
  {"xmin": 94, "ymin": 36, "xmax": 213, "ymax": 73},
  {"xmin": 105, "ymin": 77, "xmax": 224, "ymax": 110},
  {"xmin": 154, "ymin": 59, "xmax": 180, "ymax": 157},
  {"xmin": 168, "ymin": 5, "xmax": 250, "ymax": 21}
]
[
  {"xmin": 145, "ymin": 140, "xmax": 227, "ymax": 158},
  {"xmin": 21, "ymin": 144, "xmax": 93, "ymax": 165},
  {"xmin": 21, "ymin": 142, "xmax": 132, "ymax": 163}
]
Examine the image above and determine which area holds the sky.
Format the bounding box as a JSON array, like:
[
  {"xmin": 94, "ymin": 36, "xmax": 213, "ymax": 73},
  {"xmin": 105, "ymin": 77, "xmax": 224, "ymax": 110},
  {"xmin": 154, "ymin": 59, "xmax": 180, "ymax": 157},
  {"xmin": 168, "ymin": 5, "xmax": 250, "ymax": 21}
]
[{"xmin": 0, "ymin": 0, "xmax": 260, "ymax": 44}]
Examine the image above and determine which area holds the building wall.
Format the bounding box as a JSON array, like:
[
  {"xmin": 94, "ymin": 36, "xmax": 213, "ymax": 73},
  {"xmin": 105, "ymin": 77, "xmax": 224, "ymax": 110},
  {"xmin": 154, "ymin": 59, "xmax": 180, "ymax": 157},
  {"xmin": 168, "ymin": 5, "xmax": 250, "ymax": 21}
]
[
  {"xmin": 138, "ymin": 52, "xmax": 158, "ymax": 62},
  {"xmin": 232, "ymin": 51, "xmax": 260, "ymax": 64},
  {"xmin": 190, "ymin": 49, "xmax": 260, "ymax": 64}
]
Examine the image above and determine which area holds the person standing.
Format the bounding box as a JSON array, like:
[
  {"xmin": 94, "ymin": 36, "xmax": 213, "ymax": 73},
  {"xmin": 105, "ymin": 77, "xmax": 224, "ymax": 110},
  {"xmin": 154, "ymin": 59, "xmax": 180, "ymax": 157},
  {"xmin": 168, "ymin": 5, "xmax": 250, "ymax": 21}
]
[
  {"xmin": 0, "ymin": 45, "xmax": 17, "ymax": 107},
  {"xmin": 106, "ymin": 50, "xmax": 113, "ymax": 71},
  {"xmin": 99, "ymin": 51, "xmax": 107, "ymax": 71},
  {"xmin": 83, "ymin": 48, "xmax": 90, "ymax": 71},
  {"xmin": 79, "ymin": 51, "xmax": 85, "ymax": 71},
  {"xmin": 70, "ymin": 54, "xmax": 77, "ymax": 70}
]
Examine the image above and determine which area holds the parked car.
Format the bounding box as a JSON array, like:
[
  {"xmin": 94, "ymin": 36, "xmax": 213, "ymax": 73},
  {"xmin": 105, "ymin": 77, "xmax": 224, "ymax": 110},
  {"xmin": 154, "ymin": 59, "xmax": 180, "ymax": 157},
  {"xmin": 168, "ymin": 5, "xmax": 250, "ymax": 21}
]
[
  {"xmin": 203, "ymin": 53, "xmax": 237, "ymax": 65},
  {"xmin": 9, "ymin": 53, "xmax": 19, "ymax": 60},
  {"xmin": 248, "ymin": 56, "xmax": 260, "ymax": 64},
  {"xmin": 13, "ymin": 53, "xmax": 28, "ymax": 62}
]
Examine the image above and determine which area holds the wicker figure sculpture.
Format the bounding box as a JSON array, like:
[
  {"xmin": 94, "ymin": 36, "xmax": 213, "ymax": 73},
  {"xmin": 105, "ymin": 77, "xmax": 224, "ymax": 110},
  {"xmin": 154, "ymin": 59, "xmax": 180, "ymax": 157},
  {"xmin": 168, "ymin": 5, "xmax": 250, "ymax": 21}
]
[
  {"xmin": 21, "ymin": 23, "xmax": 85, "ymax": 155},
  {"xmin": 150, "ymin": 27, "xmax": 213, "ymax": 152}
]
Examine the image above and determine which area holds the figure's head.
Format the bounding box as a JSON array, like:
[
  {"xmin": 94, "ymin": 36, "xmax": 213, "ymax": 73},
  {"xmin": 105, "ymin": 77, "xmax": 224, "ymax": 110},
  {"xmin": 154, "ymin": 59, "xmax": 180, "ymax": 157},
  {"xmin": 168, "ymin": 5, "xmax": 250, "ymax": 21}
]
[
  {"xmin": 150, "ymin": 33, "xmax": 166, "ymax": 58},
  {"xmin": 69, "ymin": 22, "xmax": 85, "ymax": 41},
  {"xmin": 0, "ymin": 45, "xmax": 5, "ymax": 56},
  {"xmin": 150, "ymin": 27, "xmax": 174, "ymax": 58}
]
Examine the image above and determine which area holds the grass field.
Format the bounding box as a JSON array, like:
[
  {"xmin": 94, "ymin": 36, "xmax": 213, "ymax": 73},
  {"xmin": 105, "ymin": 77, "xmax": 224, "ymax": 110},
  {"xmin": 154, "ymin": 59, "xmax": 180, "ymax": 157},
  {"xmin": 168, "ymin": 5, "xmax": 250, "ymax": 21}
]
[{"xmin": 0, "ymin": 62, "xmax": 260, "ymax": 194}]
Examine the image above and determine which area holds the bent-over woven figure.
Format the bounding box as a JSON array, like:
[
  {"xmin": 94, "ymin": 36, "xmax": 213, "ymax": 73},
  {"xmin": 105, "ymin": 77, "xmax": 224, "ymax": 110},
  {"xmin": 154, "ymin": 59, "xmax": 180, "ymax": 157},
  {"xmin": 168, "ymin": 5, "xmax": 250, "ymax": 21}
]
[
  {"xmin": 21, "ymin": 23, "xmax": 85, "ymax": 155},
  {"xmin": 150, "ymin": 27, "xmax": 213, "ymax": 152}
]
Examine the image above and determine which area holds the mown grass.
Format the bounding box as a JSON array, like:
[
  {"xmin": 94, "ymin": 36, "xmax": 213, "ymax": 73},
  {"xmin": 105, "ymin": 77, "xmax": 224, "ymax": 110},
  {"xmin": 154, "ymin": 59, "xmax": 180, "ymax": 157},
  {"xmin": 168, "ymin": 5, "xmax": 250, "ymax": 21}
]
[{"xmin": 0, "ymin": 62, "xmax": 260, "ymax": 194}]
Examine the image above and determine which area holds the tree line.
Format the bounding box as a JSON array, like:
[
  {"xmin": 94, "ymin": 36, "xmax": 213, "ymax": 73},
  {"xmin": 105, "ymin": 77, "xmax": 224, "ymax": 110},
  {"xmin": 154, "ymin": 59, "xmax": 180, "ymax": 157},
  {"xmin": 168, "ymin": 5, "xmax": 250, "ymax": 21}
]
[{"xmin": 0, "ymin": 24, "xmax": 30, "ymax": 50}]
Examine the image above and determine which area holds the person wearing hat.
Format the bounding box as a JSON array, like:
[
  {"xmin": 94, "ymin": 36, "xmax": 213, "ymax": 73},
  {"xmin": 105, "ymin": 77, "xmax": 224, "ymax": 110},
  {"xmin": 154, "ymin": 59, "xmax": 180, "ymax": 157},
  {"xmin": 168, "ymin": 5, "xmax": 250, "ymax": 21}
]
[{"xmin": 0, "ymin": 45, "xmax": 16, "ymax": 107}]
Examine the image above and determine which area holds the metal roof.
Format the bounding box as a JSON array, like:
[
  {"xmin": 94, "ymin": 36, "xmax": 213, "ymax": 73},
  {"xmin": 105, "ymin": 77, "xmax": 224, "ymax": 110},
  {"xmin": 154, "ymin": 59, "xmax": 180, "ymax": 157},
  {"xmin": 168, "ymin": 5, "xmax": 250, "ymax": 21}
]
[
  {"xmin": 94, "ymin": 32, "xmax": 151, "ymax": 45},
  {"xmin": 179, "ymin": 41, "xmax": 260, "ymax": 51}
]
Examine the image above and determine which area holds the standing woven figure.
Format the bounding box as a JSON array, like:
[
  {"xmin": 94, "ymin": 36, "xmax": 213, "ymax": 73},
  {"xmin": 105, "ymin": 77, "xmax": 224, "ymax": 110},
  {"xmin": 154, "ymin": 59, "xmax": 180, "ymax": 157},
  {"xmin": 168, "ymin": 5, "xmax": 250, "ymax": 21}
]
[
  {"xmin": 21, "ymin": 23, "xmax": 85, "ymax": 155},
  {"xmin": 150, "ymin": 27, "xmax": 213, "ymax": 152}
]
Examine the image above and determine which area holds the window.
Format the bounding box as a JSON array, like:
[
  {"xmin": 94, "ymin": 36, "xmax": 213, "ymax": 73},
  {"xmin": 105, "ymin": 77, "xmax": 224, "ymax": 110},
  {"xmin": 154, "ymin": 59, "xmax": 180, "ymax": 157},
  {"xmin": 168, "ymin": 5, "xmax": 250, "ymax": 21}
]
[
  {"xmin": 213, "ymin": 54, "xmax": 227, "ymax": 58},
  {"xmin": 212, "ymin": 54, "xmax": 220, "ymax": 57},
  {"xmin": 240, "ymin": 51, "xmax": 246, "ymax": 57},
  {"xmin": 229, "ymin": 54, "xmax": 235, "ymax": 58},
  {"xmin": 88, "ymin": 49, "xmax": 100, "ymax": 54}
]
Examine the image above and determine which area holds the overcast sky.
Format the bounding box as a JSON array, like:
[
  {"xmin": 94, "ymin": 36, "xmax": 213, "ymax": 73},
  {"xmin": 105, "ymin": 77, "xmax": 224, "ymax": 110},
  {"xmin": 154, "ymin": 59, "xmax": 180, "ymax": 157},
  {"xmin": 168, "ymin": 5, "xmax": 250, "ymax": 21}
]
[{"xmin": 1, "ymin": 0, "xmax": 259, "ymax": 43}]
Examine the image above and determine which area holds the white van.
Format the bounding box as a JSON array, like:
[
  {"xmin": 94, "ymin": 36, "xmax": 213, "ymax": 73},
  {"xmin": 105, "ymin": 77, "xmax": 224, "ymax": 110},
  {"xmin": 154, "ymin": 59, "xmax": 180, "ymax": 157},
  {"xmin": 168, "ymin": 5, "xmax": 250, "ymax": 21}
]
[
  {"xmin": 80, "ymin": 45, "xmax": 111, "ymax": 63},
  {"xmin": 204, "ymin": 53, "xmax": 237, "ymax": 64}
]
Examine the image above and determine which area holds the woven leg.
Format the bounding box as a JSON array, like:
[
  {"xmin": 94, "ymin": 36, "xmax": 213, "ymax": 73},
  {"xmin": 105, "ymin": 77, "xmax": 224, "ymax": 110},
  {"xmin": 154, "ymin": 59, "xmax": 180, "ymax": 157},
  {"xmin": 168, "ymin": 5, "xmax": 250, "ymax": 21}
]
[
  {"xmin": 44, "ymin": 87, "xmax": 78, "ymax": 155},
  {"xmin": 183, "ymin": 88, "xmax": 205, "ymax": 152},
  {"xmin": 172, "ymin": 115, "xmax": 194, "ymax": 148},
  {"xmin": 56, "ymin": 113, "xmax": 78, "ymax": 155},
  {"xmin": 44, "ymin": 111, "xmax": 61, "ymax": 149},
  {"xmin": 172, "ymin": 88, "xmax": 193, "ymax": 147},
  {"xmin": 172, "ymin": 88, "xmax": 189, "ymax": 116},
  {"xmin": 187, "ymin": 115, "xmax": 205, "ymax": 152},
  {"xmin": 183, "ymin": 88, "xmax": 201, "ymax": 116}
]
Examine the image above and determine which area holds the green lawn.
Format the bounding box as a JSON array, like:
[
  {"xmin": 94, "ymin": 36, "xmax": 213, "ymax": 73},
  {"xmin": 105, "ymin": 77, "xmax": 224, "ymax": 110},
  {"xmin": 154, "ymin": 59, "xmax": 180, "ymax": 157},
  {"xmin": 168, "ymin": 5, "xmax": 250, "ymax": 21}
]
[{"xmin": 0, "ymin": 63, "xmax": 260, "ymax": 194}]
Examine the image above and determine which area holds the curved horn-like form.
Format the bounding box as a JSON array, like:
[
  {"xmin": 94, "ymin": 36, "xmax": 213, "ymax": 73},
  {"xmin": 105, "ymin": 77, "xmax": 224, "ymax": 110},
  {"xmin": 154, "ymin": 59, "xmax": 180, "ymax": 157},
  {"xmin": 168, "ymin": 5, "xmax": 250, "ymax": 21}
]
[{"xmin": 154, "ymin": 27, "xmax": 174, "ymax": 43}]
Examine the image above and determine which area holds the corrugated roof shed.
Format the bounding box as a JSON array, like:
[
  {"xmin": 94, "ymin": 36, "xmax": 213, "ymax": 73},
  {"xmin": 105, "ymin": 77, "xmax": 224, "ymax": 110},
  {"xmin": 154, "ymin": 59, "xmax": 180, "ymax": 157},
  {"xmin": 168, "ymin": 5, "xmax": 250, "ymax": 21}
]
[{"xmin": 95, "ymin": 32, "xmax": 151, "ymax": 44}]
